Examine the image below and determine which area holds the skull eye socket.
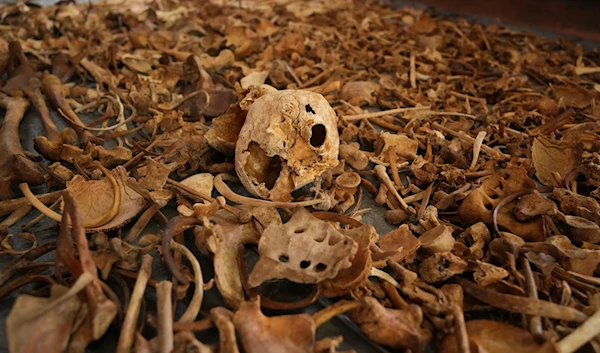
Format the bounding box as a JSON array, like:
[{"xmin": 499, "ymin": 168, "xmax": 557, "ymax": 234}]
[{"xmin": 310, "ymin": 124, "xmax": 327, "ymax": 148}]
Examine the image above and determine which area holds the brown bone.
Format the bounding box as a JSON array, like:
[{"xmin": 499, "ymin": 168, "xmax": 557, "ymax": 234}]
[
  {"xmin": 0, "ymin": 93, "xmax": 43, "ymax": 199},
  {"xmin": 41, "ymin": 72, "xmax": 103, "ymax": 146}
]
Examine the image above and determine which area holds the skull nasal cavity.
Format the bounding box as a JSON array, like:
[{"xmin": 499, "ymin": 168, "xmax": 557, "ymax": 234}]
[{"xmin": 310, "ymin": 124, "xmax": 326, "ymax": 147}]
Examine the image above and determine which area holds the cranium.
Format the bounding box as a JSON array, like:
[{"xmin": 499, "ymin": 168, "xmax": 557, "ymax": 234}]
[{"xmin": 235, "ymin": 89, "xmax": 340, "ymax": 201}]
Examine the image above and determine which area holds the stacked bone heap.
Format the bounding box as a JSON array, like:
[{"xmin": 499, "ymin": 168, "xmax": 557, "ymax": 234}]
[{"xmin": 1, "ymin": 1, "xmax": 600, "ymax": 353}]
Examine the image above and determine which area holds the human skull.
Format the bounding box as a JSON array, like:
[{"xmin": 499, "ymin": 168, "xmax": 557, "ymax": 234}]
[{"xmin": 235, "ymin": 90, "xmax": 340, "ymax": 201}]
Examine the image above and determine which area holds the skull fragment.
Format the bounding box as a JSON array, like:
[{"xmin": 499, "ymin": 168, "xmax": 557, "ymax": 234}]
[
  {"xmin": 235, "ymin": 90, "xmax": 340, "ymax": 201},
  {"xmin": 248, "ymin": 207, "xmax": 358, "ymax": 287}
]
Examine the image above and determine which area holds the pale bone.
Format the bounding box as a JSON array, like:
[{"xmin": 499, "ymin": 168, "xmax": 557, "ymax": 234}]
[{"xmin": 235, "ymin": 89, "xmax": 340, "ymax": 201}]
